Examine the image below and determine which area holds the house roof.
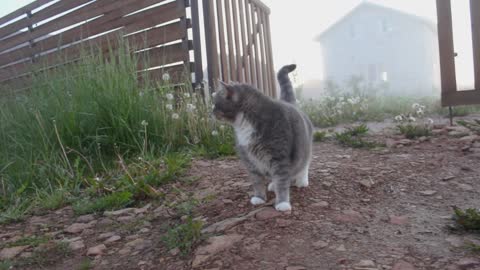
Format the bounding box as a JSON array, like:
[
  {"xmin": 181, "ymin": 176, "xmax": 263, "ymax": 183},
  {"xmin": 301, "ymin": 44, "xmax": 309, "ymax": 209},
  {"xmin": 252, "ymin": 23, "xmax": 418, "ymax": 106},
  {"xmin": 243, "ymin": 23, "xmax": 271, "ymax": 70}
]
[{"xmin": 315, "ymin": 1, "xmax": 437, "ymax": 41}]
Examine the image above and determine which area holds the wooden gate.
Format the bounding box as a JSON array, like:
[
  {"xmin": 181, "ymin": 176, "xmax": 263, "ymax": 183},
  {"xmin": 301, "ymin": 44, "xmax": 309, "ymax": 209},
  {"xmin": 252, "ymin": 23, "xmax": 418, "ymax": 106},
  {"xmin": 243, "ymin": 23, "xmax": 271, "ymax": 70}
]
[
  {"xmin": 437, "ymin": 0, "xmax": 480, "ymax": 106},
  {"xmin": 198, "ymin": 0, "xmax": 276, "ymax": 97}
]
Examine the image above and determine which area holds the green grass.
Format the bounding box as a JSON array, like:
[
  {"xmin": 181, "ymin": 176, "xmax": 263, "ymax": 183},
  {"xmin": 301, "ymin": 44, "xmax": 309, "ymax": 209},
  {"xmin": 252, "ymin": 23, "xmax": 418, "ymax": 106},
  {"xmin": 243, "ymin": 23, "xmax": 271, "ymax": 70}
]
[
  {"xmin": 397, "ymin": 124, "xmax": 432, "ymax": 139},
  {"xmin": 72, "ymin": 191, "xmax": 134, "ymax": 215},
  {"xmin": 162, "ymin": 216, "xmax": 203, "ymax": 256},
  {"xmin": 1, "ymin": 241, "xmax": 71, "ymax": 269},
  {"xmin": 76, "ymin": 259, "xmax": 93, "ymax": 270},
  {"xmin": 0, "ymin": 41, "xmax": 234, "ymax": 220},
  {"xmin": 313, "ymin": 131, "xmax": 327, "ymax": 142},
  {"xmin": 334, "ymin": 125, "xmax": 381, "ymax": 149},
  {"xmin": 1, "ymin": 236, "xmax": 50, "ymax": 249},
  {"xmin": 453, "ymin": 207, "xmax": 480, "ymax": 231}
]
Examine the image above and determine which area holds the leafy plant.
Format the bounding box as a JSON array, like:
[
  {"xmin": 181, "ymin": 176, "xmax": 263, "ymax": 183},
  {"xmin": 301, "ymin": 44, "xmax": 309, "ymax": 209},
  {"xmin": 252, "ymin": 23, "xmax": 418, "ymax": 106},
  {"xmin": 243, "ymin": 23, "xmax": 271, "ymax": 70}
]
[
  {"xmin": 397, "ymin": 124, "xmax": 432, "ymax": 139},
  {"xmin": 453, "ymin": 207, "xmax": 480, "ymax": 231},
  {"xmin": 72, "ymin": 191, "xmax": 133, "ymax": 215},
  {"xmin": 162, "ymin": 217, "xmax": 203, "ymax": 256},
  {"xmin": 313, "ymin": 131, "xmax": 327, "ymax": 142},
  {"xmin": 334, "ymin": 125, "xmax": 380, "ymax": 149}
]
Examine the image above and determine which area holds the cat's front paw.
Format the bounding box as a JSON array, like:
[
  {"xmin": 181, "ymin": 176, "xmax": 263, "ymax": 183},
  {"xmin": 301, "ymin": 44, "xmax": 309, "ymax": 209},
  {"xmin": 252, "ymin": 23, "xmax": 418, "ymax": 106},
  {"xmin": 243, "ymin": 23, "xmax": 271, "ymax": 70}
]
[
  {"xmin": 275, "ymin": 202, "xmax": 292, "ymax": 212},
  {"xmin": 250, "ymin": 197, "xmax": 266, "ymax": 205}
]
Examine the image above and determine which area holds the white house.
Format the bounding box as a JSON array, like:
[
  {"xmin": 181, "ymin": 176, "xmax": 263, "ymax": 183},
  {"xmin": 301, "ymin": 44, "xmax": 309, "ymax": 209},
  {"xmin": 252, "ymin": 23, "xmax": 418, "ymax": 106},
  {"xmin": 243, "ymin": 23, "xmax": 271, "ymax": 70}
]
[{"xmin": 316, "ymin": 2, "xmax": 440, "ymax": 96}]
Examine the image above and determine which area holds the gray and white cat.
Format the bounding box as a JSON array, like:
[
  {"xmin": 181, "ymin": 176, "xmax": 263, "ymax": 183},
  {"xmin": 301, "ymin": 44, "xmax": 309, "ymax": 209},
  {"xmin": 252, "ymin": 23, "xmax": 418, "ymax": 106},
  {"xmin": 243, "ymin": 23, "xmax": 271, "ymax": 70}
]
[{"xmin": 212, "ymin": 64, "xmax": 313, "ymax": 212}]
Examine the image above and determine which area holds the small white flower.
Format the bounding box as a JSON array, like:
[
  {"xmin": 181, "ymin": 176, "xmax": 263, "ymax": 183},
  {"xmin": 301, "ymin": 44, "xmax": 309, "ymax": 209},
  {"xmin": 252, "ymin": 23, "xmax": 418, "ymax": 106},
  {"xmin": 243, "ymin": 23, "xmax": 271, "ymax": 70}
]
[
  {"xmin": 427, "ymin": 118, "xmax": 434, "ymax": 125},
  {"xmin": 166, "ymin": 93, "xmax": 174, "ymax": 101},
  {"xmin": 219, "ymin": 125, "xmax": 225, "ymax": 130},
  {"xmin": 409, "ymin": 116, "xmax": 417, "ymax": 122},
  {"xmin": 139, "ymin": 91, "xmax": 144, "ymax": 97},
  {"xmin": 94, "ymin": 177, "xmax": 101, "ymax": 182},
  {"xmin": 141, "ymin": 120, "xmax": 148, "ymax": 126},
  {"xmin": 186, "ymin": 104, "xmax": 196, "ymax": 113},
  {"xmin": 166, "ymin": 104, "xmax": 173, "ymax": 111},
  {"xmin": 162, "ymin": 73, "xmax": 170, "ymax": 81},
  {"xmin": 193, "ymin": 136, "xmax": 200, "ymax": 144},
  {"xmin": 137, "ymin": 157, "xmax": 143, "ymax": 161},
  {"xmin": 394, "ymin": 115, "xmax": 403, "ymax": 122},
  {"xmin": 212, "ymin": 92, "xmax": 218, "ymax": 98},
  {"xmin": 172, "ymin": 113, "xmax": 180, "ymax": 120},
  {"xmin": 412, "ymin": 103, "xmax": 421, "ymax": 109},
  {"xmin": 211, "ymin": 130, "xmax": 219, "ymax": 136},
  {"xmin": 184, "ymin": 93, "xmax": 191, "ymax": 98},
  {"xmin": 416, "ymin": 108, "xmax": 424, "ymax": 116}
]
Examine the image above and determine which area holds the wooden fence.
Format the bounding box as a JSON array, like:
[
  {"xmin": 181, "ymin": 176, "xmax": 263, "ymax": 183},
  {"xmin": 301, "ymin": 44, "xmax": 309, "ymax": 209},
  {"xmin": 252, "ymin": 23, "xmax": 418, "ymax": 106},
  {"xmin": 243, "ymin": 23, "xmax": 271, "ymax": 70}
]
[
  {"xmin": 202, "ymin": 0, "xmax": 276, "ymax": 97},
  {"xmin": 0, "ymin": 0, "xmax": 195, "ymax": 91},
  {"xmin": 0, "ymin": 0, "xmax": 276, "ymax": 97},
  {"xmin": 437, "ymin": 0, "xmax": 480, "ymax": 106}
]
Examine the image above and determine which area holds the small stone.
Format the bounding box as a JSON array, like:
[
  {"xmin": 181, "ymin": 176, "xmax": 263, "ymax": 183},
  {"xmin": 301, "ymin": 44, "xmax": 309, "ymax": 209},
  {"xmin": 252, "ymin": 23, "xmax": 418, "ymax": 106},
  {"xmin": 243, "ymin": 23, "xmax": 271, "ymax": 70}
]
[
  {"xmin": 69, "ymin": 241, "xmax": 85, "ymax": 251},
  {"xmin": 456, "ymin": 258, "xmax": 480, "ymax": 269},
  {"xmin": 192, "ymin": 234, "xmax": 243, "ymax": 268},
  {"xmin": 459, "ymin": 135, "xmax": 480, "ymax": 142},
  {"xmin": 65, "ymin": 223, "xmax": 92, "ymax": 234},
  {"xmin": 104, "ymin": 235, "xmax": 122, "ymax": 244},
  {"xmin": 276, "ymin": 219, "xmax": 293, "ymax": 228},
  {"xmin": 312, "ymin": 240, "xmax": 328, "ymax": 249},
  {"xmin": 458, "ymin": 183, "xmax": 473, "ymax": 191},
  {"xmin": 442, "ymin": 175, "xmax": 456, "ymax": 181},
  {"xmin": 117, "ymin": 215, "xmax": 135, "ymax": 223},
  {"xmin": 358, "ymin": 179, "xmax": 373, "ymax": 188},
  {"xmin": 170, "ymin": 248, "xmax": 180, "ymax": 256},
  {"xmin": 334, "ymin": 210, "xmax": 363, "ymax": 224},
  {"xmin": 76, "ymin": 214, "xmax": 95, "ymax": 223},
  {"xmin": 134, "ymin": 204, "xmax": 151, "ymax": 215},
  {"xmin": 311, "ymin": 201, "xmax": 329, "ymax": 208},
  {"xmin": 446, "ymin": 236, "xmax": 464, "ymax": 248},
  {"xmin": 87, "ymin": 244, "xmax": 107, "ymax": 256},
  {"xmin": 98, "ymin": 232, "xmax": 115, "ymax": 240},
  {"xmin": 392, "ymin": 260, "xmax": 415, "ymax": 270},
  {"xmin": 286, "ymin": 267, "xmax": 306, "ymax": 270},
  {"xmin": 0, "ymin": 246, "xmax": 29, "ymax": 260},
  {"xmin": 139, "ymin": 228, "xmax": 150, "ymax": 233},
  {"xmin": 322, "ymin": 182, "xmax": 333, "ymax": 189},
  {"xmin": 355, "ymin": 260, "xmax": 376, "ymax": 268},
  {"xmin": 104, "ymin": 208, "xmax": 135, "ymax": 217},
  {"xmin": 98, "ymin": 218, "xmax": 114, "ymax": 227},
  {"xmin": 336, "ymin": 244, "xmax": 347, "ymax": 252},
  {"xmin": 389, "ymin": 215, "xmax": 409, "ymax": 226},
  {"xmin": 386, "ymin": 139, "xmax": 398, "ymax": 148},
  {"xmin": 419, "ymin": 190, "xmax": 437, "ymax": 196},
  {"xmin": 398, "ymin": 139, "xmax": 413, "ymax": 146},
  {"xmin": 125, "ymin": 238, "xmax": 151, "ymax": 251},
  {"xmin": 255, "ymin": 208, "xmax": 283, "ymax": 220},
  {"xmin": 118, "ymin": 247, "xmax": 130, "ymax": 255}
]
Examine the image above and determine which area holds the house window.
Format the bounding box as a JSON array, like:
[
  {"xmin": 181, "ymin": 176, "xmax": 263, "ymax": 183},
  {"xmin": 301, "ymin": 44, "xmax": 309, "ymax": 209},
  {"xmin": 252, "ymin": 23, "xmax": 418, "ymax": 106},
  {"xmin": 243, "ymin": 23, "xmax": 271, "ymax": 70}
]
[{"xmin": 381, "ymin": 71, "xmax": 388, "ymax": 82}]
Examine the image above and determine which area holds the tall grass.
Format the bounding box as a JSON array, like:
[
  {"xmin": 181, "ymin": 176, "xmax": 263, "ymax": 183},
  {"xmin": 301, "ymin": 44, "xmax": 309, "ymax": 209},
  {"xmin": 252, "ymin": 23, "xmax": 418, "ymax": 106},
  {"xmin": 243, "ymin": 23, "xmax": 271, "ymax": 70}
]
[{"xmin": 0, "ymin": 43, "xmax": 234, "ymax": 214}]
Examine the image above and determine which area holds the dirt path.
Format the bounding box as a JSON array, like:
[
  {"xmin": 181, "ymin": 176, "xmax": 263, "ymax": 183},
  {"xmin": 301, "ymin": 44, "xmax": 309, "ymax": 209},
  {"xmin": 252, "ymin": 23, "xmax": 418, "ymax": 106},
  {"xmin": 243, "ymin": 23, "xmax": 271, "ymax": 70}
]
[{"xmin": 1, "ymin": 125, "xmax": 480, "ymax": 270}]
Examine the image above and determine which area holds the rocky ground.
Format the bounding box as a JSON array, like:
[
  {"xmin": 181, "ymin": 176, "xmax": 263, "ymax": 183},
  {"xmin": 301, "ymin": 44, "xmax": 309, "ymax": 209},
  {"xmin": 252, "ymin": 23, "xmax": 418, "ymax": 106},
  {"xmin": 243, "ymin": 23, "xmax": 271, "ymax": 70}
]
[{"xmin": 2, "ymin": 122, "xmax": 480, "ymax": 270}]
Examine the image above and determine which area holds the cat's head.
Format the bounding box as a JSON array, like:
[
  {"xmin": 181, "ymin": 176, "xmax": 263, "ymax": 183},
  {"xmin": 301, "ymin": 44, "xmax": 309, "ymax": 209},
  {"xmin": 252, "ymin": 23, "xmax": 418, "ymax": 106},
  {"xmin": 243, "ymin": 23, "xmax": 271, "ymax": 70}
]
[{"xmin": 212, "ymin": 81, "xmax": 256, "ymax": 124}]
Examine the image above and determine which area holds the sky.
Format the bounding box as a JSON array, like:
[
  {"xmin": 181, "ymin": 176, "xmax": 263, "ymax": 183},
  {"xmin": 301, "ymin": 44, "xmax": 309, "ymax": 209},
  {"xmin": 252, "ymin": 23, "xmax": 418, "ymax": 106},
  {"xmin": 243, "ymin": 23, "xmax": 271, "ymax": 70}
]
[{"xmin": 0, "ymin": 0, "xmax": 474, "ymax": 88}]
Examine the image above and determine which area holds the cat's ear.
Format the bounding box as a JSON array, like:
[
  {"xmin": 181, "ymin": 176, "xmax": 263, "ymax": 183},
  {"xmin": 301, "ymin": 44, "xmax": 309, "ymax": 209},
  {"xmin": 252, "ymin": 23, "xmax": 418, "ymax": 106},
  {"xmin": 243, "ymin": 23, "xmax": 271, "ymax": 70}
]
[{"xmin": 218, "ymin": 80, "xmax": 236, "ymax": 100}]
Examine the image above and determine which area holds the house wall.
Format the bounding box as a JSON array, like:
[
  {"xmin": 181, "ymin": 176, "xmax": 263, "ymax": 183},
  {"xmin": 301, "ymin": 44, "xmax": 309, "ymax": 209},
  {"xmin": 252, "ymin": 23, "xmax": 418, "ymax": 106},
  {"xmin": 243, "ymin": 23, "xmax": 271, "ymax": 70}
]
[{"xmin": 320, "ymin": 6, "xmax": 440, "ymax": 96}]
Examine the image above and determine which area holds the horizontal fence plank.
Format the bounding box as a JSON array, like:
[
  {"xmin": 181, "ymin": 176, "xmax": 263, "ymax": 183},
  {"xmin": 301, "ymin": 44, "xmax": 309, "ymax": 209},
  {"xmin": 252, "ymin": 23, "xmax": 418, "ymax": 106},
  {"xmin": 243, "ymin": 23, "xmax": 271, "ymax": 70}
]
[
  {"xmin": 443, "ymin": 90, "xmax": 480, "ymax": 106},
  {"xmin": 138, "ymin": 63, "xmax": 193, "ymax": 84},
  {"xmin": 0, "ymin": 0, "xmax": 94, "ymax": 40},
  {"xmin": 0, "ymin": 0, "xmax": 56, "ymax": 26},
  {"xmin": 0, "ymin": 0, "xmax": 180, "ymax": 68},
  {"xmin": 137, "ymin": 41, "xmax": 189, "ymax": 70}
]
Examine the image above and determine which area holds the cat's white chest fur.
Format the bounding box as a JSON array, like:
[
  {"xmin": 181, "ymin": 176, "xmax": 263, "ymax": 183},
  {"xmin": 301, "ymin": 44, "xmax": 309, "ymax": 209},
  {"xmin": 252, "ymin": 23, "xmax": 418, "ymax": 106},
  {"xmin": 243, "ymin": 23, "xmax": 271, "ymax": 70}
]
[{"xmin": 233, "ymin": 113, "xmax": 254, "ymax": 146}]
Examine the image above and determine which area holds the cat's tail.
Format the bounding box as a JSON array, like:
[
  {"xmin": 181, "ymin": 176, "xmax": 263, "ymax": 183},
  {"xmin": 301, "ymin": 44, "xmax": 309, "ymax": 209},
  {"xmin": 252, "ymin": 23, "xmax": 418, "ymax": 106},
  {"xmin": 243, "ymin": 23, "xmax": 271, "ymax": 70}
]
[{"xmin": 277, "ymin": 64, "xmax": 297, "ymax": 104}]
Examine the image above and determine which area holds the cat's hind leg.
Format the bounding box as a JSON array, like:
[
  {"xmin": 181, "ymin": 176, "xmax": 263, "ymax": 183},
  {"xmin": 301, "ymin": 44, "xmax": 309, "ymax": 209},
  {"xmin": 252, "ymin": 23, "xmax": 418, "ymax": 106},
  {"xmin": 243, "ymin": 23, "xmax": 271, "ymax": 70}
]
[
  {"xmin": 295, "ymin": 163, "xmax": 310, "ymax": 188},
  {"xmin": 273, "ymin": 175, "xmax": 292, "ymax": 211}
]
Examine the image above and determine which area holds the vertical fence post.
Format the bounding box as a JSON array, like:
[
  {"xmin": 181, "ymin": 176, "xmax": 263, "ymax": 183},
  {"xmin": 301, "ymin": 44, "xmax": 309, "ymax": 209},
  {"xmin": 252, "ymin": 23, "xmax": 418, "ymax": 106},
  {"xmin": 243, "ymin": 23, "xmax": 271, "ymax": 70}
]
[
  {"xmin": 26, "ymin": 10, "xmax": 36, "ymax": 64},
  {"xmin": 203, "ymin": 0, "xmax": 220, "ymax": 93},
  {"xmin": 191, "ymin": 0, "xmax": 204, "ymax": 89}
]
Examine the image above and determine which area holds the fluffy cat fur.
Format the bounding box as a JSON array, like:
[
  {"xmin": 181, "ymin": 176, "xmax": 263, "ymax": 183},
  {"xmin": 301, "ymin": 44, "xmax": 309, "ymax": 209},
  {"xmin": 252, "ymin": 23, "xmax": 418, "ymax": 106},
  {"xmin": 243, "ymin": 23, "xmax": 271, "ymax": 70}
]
[{"xmin": 212, "ymin": 64, "xmax": 313, "ymax": 212}]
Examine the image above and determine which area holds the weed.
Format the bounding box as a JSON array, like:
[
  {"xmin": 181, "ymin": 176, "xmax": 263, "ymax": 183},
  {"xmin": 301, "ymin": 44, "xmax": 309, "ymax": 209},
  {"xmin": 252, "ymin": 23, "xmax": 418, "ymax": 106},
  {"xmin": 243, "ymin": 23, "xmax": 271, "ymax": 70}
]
[
  {"xmin": 2, "ymin": 235, "xmax": 50, "ymax": 249},
  {"xmin": 0, "ymin": 198, "xmax": 32, "ymax": 224},
  {"xmin": 7, "ymin": 241, "xmax": 71, "ymax": 269},
  {"xmin": 334, "ymin": 125, "xmax": 380, "ymax": 149},
  {"xmin": 162, "ymin": 216, "xmax": 203, "ymax": 256},
  {"xmin": 397, "ymin": 124, "xmax": 432, "ymax": 139},
  {"xmin": 313, "ymin": 131, "xmax": 327, "ymax": 142},
  {"xmin": 36, "ymin": 189, "xmax": 71, "ymax": 211},
  {"xmin": 453, "ymin": 207, "xmax": 480, "ymax": 231},
  {"xmin": 73, "ymin": 191, "xmax": 133, "ymax": 215},
  {"xmin": 77, "ymin": 259, "xmax": 93, "ymax": 270},
  {"xmin": 0, "ymin": 261, "xmax": 12, "ymax": 270}
]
